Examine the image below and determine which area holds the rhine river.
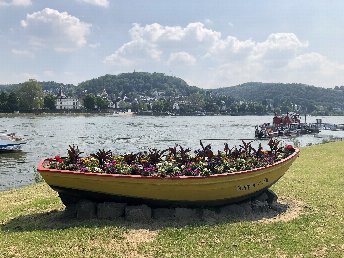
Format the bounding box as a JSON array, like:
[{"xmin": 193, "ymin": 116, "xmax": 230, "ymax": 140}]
[{"xmin": 2, "ymin": 114, "xmax": 344, "ymax": 191}]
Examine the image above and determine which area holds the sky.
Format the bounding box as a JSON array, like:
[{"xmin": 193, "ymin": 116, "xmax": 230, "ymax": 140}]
[{"xmin": 1, "ymin": 0, "xmax": 344, "ymax": 89}]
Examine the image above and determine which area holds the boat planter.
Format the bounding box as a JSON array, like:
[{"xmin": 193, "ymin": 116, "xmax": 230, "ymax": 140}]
[{"xmin": 37, "ymin": 146, "xmax": 299, "ymax": 207}]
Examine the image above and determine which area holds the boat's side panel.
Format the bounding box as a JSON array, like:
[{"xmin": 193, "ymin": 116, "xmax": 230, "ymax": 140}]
[{"xmin": 39, "ymin": 153, "xmax": 298, "ymax": 203}]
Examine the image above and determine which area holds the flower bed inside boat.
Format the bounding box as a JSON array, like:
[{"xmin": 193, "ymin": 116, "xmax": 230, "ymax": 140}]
[{"xmin": 46, "ymin": 139, "xmax": 296, "ymax": 177}]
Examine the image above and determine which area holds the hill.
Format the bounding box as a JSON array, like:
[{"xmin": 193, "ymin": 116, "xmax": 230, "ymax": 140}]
[
  {"xmin": 76, "ymin": 72, "xmax": 201, "ymax": 98},
  {"xmin": 212, "ymin": 82, "xmax": 344, "ymax": 114}
]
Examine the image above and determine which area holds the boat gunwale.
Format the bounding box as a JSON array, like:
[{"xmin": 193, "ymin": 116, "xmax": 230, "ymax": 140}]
[{"xmin": 37, "ymin": 148, "xmax": 299, "ymax": 180}]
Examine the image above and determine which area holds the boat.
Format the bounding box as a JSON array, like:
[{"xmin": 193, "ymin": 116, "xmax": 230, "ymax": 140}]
[
  {"xmin": 36, "ymin": 148, "xmax": 299, "ymax": 207},
  {"xmin": 113, "ymin": 109, "xmax": 135, "ymax": 116},
  {"xmin": 255, "ymin": 113, "xmax": 320, "ymax": 139},
  {"xmin": 0, "ymin": 131, "xmax": 25, "ymax": 152}
]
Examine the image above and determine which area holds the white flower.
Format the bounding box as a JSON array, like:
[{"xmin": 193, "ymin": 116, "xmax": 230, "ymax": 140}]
[
  {"xmin": 173, "ymin": 167, "xmax": 180, "ymax": 172},
  {"xmin": 93, "ymin": 167, "xmax": 102, "ymax": 172}
]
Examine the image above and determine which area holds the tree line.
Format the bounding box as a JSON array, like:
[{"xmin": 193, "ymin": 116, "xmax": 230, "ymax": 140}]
[{"xmin": 1, "ymin": 73, "xmax": 344, "ymax": 115}]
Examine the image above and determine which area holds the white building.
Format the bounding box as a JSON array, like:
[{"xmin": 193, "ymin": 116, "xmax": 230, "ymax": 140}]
[{"xmin": 56, "ymin": 89, "xmax": 81, "ymax": 110}]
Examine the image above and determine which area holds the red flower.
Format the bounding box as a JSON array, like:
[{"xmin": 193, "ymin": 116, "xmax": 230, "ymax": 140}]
[
  {"xmin": 285, "ymin": 144, "xmax": 294, "ymax": 150},
  {"xmin": 54, "ymin": 155, "xmax": 63, "ymax": 162}
]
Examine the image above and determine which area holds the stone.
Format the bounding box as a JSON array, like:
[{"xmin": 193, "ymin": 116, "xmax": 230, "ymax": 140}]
[
  {"xmin": 97, "ymin": 202, "xmax": 126, "ymax": 219},
  {"xmin": 152, "ymin": 208, "xmax": 175, "ymax": 220},
  {"xmin": 201, "ymin": 209, "xmax": 218, "ymax": 222},
  {"xmin": 63, "ymin": 204, "xmax": 77, "ymax": 218},
  {"xmin": 219, "ymin": 204, "xmax": 245, "ymax": 218},
  {"xmin": 240, "ymin": 201, "xmax": 253, "ymax": 216},
  {"xmin": 76, "ymin": 200, "xmax": 97, "ymax": 219},
  {"xmin": 125, "ymin": 205, "xmax": 152, "ymax": 222},
  {"xmin": 266, "ymin": 189, "xmax": 278, "ymax": 204},
  {"xmin": 255, "ymin": 192, "xmax": 269, "ymax": 202},
  {"xmin": 251, "ymin": 200, "xmax": 270, "ymax": 213},
  {"xmin": 269, "ymin": 202, "xmax": 285, "ymax": 212},
  {"xmin": 175, "ymin": 208, "xmax": 200, "ymax": 221}
]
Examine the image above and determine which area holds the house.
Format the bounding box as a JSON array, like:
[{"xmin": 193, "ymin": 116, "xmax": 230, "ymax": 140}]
[{"xmin": 55, "ymin": 88, "xmax": 81, "ymax": 110}]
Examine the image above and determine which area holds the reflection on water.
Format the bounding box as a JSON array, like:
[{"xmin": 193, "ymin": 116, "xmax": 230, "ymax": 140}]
[
  {"xmin": 0, "ymin": 151, "xmax": 28, "ymax": 190},
  {"xmin": 1, "ymin": 114, "xmax": 344, "ymax": 191}
]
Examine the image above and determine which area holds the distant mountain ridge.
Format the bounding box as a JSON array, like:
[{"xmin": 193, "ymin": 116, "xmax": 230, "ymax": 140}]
[{"xmin": 211, "ymin": 82, "xmax": 344, "ymax": 113}]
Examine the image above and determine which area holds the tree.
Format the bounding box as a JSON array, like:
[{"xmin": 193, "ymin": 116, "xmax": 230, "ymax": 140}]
[
  {"xmin": 43, "ymin": 94, "xmax": 56, "ymax": 110},
  {"xmin": 7, "ymin": 92, "xmax": 19, "ymax": 112},
  {"xmin": 0, "ymin": 91, "xmax": 8, "ymax": 112},
  {"xmin": 117, "ymin": 100, "xmax": 130, "ymax": 110},
  {"xmin": 83, "ymin": 94, "xmax": 96, "ymax": 110},
  {"xmin": 16, "ymin": 79, "xmax": 43, "ymax": 111},
  {"xmin": 95, "ymin": 96, "xmax": 109, "ymax": 110}
]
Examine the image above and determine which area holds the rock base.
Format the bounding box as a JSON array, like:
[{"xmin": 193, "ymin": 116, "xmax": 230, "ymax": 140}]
[{"xmin": 63, "ymin": 190, "xmax": 283, "ymax": 221}]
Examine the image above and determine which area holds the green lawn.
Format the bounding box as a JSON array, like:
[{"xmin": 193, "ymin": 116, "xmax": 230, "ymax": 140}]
[{"xmin": 1, "ymin": 142, "xmax": 344, "ymax": 257}]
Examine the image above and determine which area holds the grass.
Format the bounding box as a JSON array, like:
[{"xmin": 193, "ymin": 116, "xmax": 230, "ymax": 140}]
[{"xmin": 1, "ymin": 142, "xmax": 344, "ymax": 257}]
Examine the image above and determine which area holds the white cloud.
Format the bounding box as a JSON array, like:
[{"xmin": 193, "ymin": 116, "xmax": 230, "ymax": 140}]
[
  {"xmin": 168, "ymin": 52, "xmax": 196, "ymax": 66},
  {"xmin": 104, "ymin": 39, "xmax": 161, "ymax": 65},
  {"xmin": 77, "ymin": 0, "xmax": 109, "ymax": 7},
  {"xmin": 286, "ymin": 52, "xmax": 344, "ymax": 87},
  {"xmin": 250, "ymin": 33, "xmax": 308, "ymax": 63},
  {"xmin": 21, "ymin": 8, "xmax": 91, "ymax": 52},
  {"xmin": 288, "ymin": 52, "xmax": 327, "ymax": 69},
  {"xmin": 104, "ymin": 22, "xmax": 344, "ymax": 88},
  {"xmin": 129, "ymin": 22, "xmax": 221, "ymax": 45},
  {"xmin": 11, "ymin": 48, "xmax": 34, "ymax": 58},
  {"xmin": 0, "ymin": 0, "xmax": 31, "ymax": 7}
]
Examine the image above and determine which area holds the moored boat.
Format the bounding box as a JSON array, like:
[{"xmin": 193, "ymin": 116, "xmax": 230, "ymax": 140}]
[
  {"xmin": 0, "ymin": 131, "xmax": 25, "ymax": 152},
  {"xmin": 37, "ymin": 147, "xmax": 299, "ymax": 207},
  {"xmin": 255, "ymin": 113, "xmax": 320, "ymax": 139}
]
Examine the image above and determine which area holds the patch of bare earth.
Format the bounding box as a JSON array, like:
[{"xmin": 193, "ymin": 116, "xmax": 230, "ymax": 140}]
[{"xmin": 258, "ymin": 197, "xmax": 305, "ymax": 224}]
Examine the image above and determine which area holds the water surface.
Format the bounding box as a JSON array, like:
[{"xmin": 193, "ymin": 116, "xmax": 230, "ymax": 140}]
[{"xmin": 1, "ymin": 114, "xmax": 344, "ymax": 191}]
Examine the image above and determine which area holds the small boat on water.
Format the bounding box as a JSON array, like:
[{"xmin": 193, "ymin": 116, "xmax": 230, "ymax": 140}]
[
  {"xmin": 37, "ymin": 147, "xmax": 299, "ymax": 207},
  {"xmin": 0, "ymin": 131, "xmax": 25, "ymax": 152}
]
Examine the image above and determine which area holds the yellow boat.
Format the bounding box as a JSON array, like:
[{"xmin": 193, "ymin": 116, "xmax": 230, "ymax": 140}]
[{"xmin": 37, "ymin": 149, "xmax": 299, "ymax": 207}]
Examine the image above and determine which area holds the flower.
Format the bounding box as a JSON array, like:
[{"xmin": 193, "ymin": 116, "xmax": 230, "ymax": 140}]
[
  {"xmin": 47, "ymin": 140, "xmax": 295, "ymax": 177},
  {"xmin": 54, "ymin": 155, "xmax": 63, "ymax": 162}
]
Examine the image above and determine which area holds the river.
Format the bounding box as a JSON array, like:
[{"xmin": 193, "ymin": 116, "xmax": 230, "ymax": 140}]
[{"xmin": 1, "ymin": 114, "xmax": 344, "ymax": 191}]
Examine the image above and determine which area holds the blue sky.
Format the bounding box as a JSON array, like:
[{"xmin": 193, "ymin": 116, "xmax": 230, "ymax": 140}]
[{"xmin": 1, "ymin": 0, "xmax": 344, "ymax": 88}]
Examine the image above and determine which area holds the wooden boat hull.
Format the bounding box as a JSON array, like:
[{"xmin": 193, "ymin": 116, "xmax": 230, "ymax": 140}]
[{"xmin": 37, "ymin": 149, "xmax": 299, "ymax": 207}]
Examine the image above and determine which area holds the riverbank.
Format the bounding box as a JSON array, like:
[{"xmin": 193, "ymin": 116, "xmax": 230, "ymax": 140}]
[{"xmin": 1, "ymin": 141, "xmax": 344, "ymax": 257}]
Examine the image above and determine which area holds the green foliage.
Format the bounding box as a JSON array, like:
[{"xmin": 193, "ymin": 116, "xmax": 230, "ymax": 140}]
[
  {"xmin": 16, "ymin": 79, "xmax": 43, "ymax": 111},
  {"xmin": 212, "ymin": 82, "xmax": 344, "ymax": 115},
  {"xmin": 95, "ymin": 96, "xmax": 109, "ymax": 110},
  {"xmin": 2, "ymin": 74, "xmax": 344, "ymax": 114},
  {"xmin": 83, "ymin": 93, "xmax": 96, "ymax": 110},
  {"xmin": 0, "ymin": 91, "xmax": 19, "ymax": 112},
  {"xmin": 77, "ymin": 72, "xmax": 201, "ymax": 98},
  {"xmin": 43, "ymin": 93, "xmax": 56, "ymax": 110}
]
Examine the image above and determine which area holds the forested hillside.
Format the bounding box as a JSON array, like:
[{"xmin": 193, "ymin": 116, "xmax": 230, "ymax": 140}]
[
  {"xmin": 212, "ymin": 82, "xmax": 344, "ymax": 114},
  {"xmin": 76, "ymin": 72, "xmax": 202, "ymax": 98}
]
